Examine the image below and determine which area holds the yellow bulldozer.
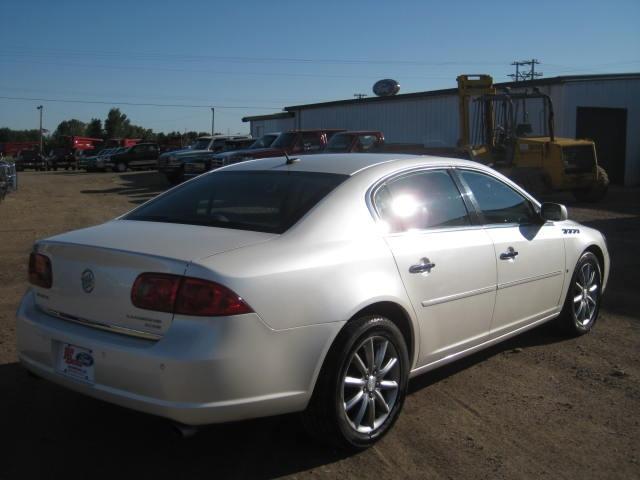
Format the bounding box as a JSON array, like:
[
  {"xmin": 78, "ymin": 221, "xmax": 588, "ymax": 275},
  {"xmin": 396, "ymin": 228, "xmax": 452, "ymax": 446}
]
[{"xmin": 457, "ymin": 74, "xmax": 608, "ymax": 201}]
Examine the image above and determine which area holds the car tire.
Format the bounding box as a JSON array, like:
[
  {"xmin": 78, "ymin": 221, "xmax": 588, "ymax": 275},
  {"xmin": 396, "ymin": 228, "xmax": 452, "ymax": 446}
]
[
  {"xmin": 115, "ymin": 162, "xmax": 127, "ymax": 173},
  {"xmin": 555, "ymin": 251, "xmax": 602, "ymax": 336},
  {"xmin": 572, "ymin": 166, "xmax": 609, "ymax": 203},
  {"xmin": 167, "ymin": 168, "xmax": 184, "ymax": 185},
  {"xmin": 302, "ymin": 315, "xmax": 409, "ymax": 451}
]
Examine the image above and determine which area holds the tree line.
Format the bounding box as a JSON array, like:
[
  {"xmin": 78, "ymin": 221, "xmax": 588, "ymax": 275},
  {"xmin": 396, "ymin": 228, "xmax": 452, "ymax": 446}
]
[{"xmin": 0, "ymin": 108, "xmax": 210, "ymax": 149}]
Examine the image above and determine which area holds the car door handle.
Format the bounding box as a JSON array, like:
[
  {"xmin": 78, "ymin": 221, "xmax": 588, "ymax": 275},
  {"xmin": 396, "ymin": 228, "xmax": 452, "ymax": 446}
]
[
  {"xmin": 409, "ymin": 258, "xmax": 436, "ymax": 274},
  {"xmin": 500, "ymin": 247, "xmax": 519, "ymax": 260}
]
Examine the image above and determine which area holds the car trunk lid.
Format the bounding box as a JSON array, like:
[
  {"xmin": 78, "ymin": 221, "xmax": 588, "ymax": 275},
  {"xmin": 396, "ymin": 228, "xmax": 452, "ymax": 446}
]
[{"xmin": 33, "ymin": 220, "xmax": 276, "ymax": 337}]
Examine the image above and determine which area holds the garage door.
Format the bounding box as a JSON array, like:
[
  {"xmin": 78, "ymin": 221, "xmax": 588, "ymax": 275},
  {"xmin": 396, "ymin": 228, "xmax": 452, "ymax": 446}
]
[{"xmin": 576, "ymin": 107, "xmax": 627, "ymax": 185}]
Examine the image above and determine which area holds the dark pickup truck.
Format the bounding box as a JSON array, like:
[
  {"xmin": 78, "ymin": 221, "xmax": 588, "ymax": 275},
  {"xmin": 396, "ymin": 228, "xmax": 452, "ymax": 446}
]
[
  {"xmin": 157, "ymin": 135, "xmax": 252, "ymax": 183},
  {"xmin": 182, "ymin": 130, "xmax": 342, "ymax": 180},
  {"xmin": 15, "ymin": 150, "xmax": 46, "ymax": 171},
  {"xmin": 105, "ymin": 143, "xmax": 160, "ymax": 172},
  {"xmin": 183, "ymin": 133, "xmax": 281, "ymax": 180}
]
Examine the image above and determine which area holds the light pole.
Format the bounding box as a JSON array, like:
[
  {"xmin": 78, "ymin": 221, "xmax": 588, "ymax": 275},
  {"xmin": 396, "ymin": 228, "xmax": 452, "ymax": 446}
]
[
  {"xmin": 211, "ymin": 107, "xmax": 215, "ymax": 136},
  {"xmin": 37, "ymin": 105, "xmax": 43, "ymax": 153}
]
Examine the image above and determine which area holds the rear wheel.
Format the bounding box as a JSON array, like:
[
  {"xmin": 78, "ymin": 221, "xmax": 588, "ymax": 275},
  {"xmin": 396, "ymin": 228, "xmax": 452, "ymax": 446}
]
[
  {"xmin": 115, "ymin": 162, "xmax": 127, "ymax": 173},
  {"xmin": 302, "ymin": 316, "xmax": 409, "ymax": 450},
  {"xmin": 555, "ymin": 251, "xmax": 602, "ymax": 336}
]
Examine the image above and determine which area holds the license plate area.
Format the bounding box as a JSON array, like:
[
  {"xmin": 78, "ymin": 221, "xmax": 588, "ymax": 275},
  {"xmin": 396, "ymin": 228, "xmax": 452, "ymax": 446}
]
[{"xmin": 56, "ymin": 342, "xmax": 95, "ymax": 385}]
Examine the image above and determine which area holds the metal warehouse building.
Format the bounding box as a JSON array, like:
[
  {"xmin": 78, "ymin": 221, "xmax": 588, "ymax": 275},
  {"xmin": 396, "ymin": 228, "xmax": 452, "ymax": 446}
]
[{"xmin": 243, "ymin": 73, "xmax": 640, "ymax": 186}]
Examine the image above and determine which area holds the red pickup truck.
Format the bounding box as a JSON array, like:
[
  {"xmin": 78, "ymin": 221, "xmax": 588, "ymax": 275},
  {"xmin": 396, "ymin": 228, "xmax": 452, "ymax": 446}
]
[
  {"xmin": 223, "ymin": 129, "xmax": 344, "ymax": 161},
  {"xmin": 324, "ymin": 131, "xmax": 385, "ymax": 153}
]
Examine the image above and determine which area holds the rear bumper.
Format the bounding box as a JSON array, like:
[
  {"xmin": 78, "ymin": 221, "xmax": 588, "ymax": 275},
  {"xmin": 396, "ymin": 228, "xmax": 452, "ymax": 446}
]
[{"xmin": 16, "ymin": 290, "xmax": 341, "ymax": 425}]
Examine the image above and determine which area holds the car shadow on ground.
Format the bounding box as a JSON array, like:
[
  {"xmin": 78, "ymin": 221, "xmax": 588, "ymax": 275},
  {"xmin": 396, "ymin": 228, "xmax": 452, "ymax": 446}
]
[
  {"xmin": 1, "ymin": 322, "xmax": 566, "ymax": 480},
  {"xmin": 80, "ymin": 171, "xmax": 169, "ymax": 205}
]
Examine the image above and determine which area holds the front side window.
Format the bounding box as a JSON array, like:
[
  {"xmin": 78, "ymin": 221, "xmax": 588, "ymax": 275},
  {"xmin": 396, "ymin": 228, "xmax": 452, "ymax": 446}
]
[
  {"xmin": 125, "ymin": 171, "xmax": 347, "ymax": 234},
  {"xmin": 373, "ymin": 169, "xmax": 470, "ymax": 233},
  {"xmin": 459, "ymin": 170, "xmax": 538, "ymax": 225}
]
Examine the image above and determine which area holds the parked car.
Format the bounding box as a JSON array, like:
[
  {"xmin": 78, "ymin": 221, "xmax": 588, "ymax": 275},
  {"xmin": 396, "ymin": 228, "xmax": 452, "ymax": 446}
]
[
  {"xmin": 157, "ymin": 135, "xmax": 251, "ymax": 184},
  {"xmin": 0, "ymin": 160, "xmax": 17, "ymax": 201},
  {"xmin": 15, "ymin": 150, "xmax": 46, "ymax": 171},
  {"xmin": 46, "ymin": 147, "xmax": 77, "ymax": 171},
  {"xmin": 183, "ymin": 133, "xmax": 280, "ymax": 180},
  {"xmin": 16, "ymin": 153, "xmax": 610, "ymax": 450},
  {"xmin": 105, "ymin": 143, "xmax": 160, "ymax": 172},
  {"xmin": 80, "ymin": 148, "xmax": 115, "ymax": 172},
  {"xmin": 325, "ymin": 131, "xmax": 385, "ymax": 153}
]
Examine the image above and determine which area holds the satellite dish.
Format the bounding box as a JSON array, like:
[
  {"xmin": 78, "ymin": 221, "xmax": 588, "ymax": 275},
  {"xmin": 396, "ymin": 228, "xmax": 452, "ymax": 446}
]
[{"xmin": 373, "ymin": 79, "xmax": 400, "ymax": 97}]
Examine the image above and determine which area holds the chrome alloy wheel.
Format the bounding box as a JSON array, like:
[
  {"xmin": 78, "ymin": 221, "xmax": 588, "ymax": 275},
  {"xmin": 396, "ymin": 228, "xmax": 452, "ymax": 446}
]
[
  {"xmin": 573, "ymin": 261, "xmax": 600, "ymax": 326},
  {"xmin": 341, "ymin": 335, "xmax": 400, "ymax": 434}
]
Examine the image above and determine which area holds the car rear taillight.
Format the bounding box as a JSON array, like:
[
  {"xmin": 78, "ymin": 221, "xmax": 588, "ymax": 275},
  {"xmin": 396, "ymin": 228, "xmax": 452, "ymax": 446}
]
[
  {"xmin": 131, "ymin": 273, "xmax": 181, "ymax": 313},
  {"xmin": 131, "ymin": 273, "xmax": 252, "ymax": 317},
  {"xmin": 28, "ymin": 252, "xmax": 52, "ymax": 288}
]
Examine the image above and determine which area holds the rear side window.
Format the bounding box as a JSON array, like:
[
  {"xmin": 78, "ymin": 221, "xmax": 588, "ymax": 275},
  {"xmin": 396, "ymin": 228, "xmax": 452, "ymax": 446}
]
[
  {"xmin": 374, "ymin": 169, "xmax": 470, "ymax": 232},
  {"xmin": 459, "ymin": 170, "xmax": 538, "ymax": 225},
  {"xmin": 125, "ymin": 171, "xmax": 347, "ymax": 234},
  {"xmin": 301, "ymin": 133, "xmax": 322, "ymax": 152}
]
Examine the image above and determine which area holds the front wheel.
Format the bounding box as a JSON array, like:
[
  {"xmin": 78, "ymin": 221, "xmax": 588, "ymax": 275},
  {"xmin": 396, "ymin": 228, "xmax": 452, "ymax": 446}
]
[
  {"xmin": 555, "ymin": 251, "xmax": 602, "ymax": 336},
  {"xmin": 302, "ymin": 316, "xmax": 409, "ymax": 450},
  {"xmin": 115, "ymin": 162, "xmax": 127, "ymax": 173},
  {"xmin": 572, "ymin": 166, "xmax": 609, "ymax": 203}
]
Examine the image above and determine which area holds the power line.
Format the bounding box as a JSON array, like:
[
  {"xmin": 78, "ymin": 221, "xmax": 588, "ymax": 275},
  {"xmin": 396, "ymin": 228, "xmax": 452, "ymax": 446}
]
[
  {"xmin": 0, "ymin": 47, "xmax": 513, "ymax": 67},
  {"xmin": 0, "ymin": 96, "xmax": 281, "ymax": 110},
  {"xmin": 0, "ymin": 58, "xmax": 455, "ymax": 80}
]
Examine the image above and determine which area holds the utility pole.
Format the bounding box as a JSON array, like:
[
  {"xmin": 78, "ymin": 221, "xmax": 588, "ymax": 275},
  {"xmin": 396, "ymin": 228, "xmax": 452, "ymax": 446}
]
[
  {"xmin": 211, "ymin": 107, "xmax": 215, "ymax": 136},
  {"xmin": 508, "ymin": 59, "xmax": 543, "ymax": 82},
  {"xmin": 353, "ymin": 93, "xmax": 368, "ymax": 99},
  {"xmin": 37, "ymin": 105, "xmax": 43, "ymax": 153}
]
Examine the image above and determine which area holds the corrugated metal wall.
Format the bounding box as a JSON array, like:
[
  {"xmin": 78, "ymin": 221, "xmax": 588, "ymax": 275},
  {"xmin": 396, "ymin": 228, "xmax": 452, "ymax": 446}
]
[
  {"xmin": 250, "ymin": 117, "xmax": 296, "ymax": 137},
  {"xmin": 556, "ymin": 80, "xmax": 639, "ymax": 186},
  {"xmin": 248, "ymin": 78, "xmax": 640, "ymax": 185},
  {"xmin": 292, "ymin": 94, "xmax": 460, "ymax": 147}
]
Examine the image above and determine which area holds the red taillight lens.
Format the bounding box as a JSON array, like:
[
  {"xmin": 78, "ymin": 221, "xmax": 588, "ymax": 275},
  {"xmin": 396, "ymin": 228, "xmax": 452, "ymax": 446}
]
[
  {"xmin": 28, "ymin": 252, "xmax": 52, "ymax": 288},
  {"xmin": 175, "ymin": 277, "xmax": 253, "ymax": 316},
  {"xmin": 131, "ymin": 273, "xmax": 253, "ymax": 317},
  {"xmin": 131, "ymin": 273, "xmax": 181, "ymax": 313}
]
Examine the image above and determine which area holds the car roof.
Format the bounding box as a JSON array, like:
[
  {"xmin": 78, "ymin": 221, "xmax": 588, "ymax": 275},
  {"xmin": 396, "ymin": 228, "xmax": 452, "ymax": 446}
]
[
  {"xmin": 334, "ymin": 130, "xmax": 382, "ymax": 135},
  {"xmin": 221, "ymin": 153, "xmax": 488, "ymax": 176}
]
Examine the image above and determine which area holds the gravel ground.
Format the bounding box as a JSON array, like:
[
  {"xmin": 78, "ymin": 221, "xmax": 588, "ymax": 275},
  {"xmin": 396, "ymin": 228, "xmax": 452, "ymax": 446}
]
[{"xmin": 0, "ymin": 171, "xmax": 638, "ymax": 479}]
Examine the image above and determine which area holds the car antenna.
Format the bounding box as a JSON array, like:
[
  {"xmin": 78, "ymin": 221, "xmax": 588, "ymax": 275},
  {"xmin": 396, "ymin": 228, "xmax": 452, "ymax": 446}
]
[{"xmin": 284, "ymin": 151, "xmax": 300, "ymax": 165}]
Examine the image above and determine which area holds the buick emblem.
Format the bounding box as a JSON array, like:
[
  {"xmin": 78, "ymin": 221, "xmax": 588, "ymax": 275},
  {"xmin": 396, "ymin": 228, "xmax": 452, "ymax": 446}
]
[{"xmin": 81, "ymin": 269, "xmax": 95, "ymax": 293}]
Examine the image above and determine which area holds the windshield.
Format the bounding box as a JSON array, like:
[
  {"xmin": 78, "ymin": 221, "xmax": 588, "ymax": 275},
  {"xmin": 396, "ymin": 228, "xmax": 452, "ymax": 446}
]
[
  {"xmin": 192, "ymin": 138, "xmax": 212, "ymax": 150},
  {"xmin": 270, "ymin": 132, "xmax": 297, "ymax": 149},
  {"xmin": 125, "ymin": 170, "xmax": 347, "ymax": 234},
  {"xmin": 250, "ymin": 134, "xmax": 278, "ymax": 149}
]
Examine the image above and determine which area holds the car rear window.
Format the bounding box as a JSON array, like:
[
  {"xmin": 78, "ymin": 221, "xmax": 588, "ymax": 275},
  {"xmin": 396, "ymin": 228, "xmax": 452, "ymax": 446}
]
[{"xmin": 125, "ymin": 171, "xmax": 348, "ymax": 234}]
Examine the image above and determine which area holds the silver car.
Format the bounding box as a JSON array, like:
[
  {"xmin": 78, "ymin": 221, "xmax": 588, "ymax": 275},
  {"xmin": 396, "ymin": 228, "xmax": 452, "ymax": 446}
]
[{"xmin": 16, "ymin": 154, "xmax": 609, "ymax": 449}]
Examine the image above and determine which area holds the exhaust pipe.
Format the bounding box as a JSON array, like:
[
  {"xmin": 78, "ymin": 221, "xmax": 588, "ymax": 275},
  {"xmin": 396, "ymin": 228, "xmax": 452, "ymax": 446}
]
[{"xmin": 171, "ymin": 422, "xmax": 199, "ymax": 439}]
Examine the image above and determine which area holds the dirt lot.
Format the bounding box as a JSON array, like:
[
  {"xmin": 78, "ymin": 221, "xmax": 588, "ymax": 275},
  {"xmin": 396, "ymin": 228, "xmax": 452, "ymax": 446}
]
[{"xmin": 0, "ymin": 171, "xmax": 638, "ymax": 479}]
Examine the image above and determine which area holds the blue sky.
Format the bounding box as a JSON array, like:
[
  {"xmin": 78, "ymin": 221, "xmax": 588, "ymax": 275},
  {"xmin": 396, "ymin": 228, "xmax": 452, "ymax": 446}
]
[{"xmin": 1, "ymin": 0, "xmax": 638, "ymax": 135}]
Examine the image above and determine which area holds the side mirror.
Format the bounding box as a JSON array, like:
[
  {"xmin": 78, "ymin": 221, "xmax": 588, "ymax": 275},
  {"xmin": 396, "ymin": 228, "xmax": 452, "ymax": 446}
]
[{"xmin": 540, "ymin": 202, "xmax": 568, "ymax": 221}]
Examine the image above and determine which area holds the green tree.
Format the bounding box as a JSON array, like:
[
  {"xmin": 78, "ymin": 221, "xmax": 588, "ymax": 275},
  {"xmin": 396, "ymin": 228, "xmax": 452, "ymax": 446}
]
[
  {"xmin": 104, "ymin": 108, "xmax": 130, "ymax": 139},
  {"xmin": 53, "ymin": 119, "xmax": 86, "ymax": 138},
  {"xmin": 85, "ymin": 118, "xmax": 103, "ymax": 138}
]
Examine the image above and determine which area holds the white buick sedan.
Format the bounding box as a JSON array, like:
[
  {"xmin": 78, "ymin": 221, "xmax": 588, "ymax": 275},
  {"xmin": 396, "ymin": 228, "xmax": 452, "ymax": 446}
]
[{"xmin": 17, "ymin": 154, "xmax": 609, "ymax": 449}]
